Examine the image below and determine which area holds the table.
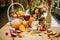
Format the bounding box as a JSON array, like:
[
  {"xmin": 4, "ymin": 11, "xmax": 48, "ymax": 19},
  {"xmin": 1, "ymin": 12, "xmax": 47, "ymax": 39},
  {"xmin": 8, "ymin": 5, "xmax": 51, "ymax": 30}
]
[
  {"xmin": 0, "ymin": 22, "xmax": 60, "ymax": 40},
  {"xmin": 0, "ymin": 11, "xmax": 60, "ymax": 40}
]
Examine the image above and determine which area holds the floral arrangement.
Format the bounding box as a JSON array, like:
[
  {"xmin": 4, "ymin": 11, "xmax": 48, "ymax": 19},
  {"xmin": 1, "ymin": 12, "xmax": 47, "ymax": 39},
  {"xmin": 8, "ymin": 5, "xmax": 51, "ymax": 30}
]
[{"xmin": 28, "ymin": 4, "xmax": 47, "ymax": 19}]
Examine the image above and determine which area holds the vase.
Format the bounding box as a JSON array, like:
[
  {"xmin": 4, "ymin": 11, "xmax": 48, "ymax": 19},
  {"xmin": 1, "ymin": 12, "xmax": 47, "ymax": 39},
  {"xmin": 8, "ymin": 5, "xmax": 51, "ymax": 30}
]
[{"xmin": 45, "ymin": 7, "xmax": 51, "ymax": 29}]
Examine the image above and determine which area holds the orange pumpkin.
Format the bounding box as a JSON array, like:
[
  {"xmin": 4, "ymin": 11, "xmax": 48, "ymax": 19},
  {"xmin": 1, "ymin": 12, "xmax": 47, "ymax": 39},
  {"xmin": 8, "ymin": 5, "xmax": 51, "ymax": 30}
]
[{"xmin": 19, "ymin": 24, "xmax": 25, "ymax": 32}]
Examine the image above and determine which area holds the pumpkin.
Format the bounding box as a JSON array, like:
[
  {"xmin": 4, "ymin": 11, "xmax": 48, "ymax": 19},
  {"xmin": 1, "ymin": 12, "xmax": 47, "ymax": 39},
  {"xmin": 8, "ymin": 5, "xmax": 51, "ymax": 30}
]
[
  {"xmin": 10, "ymin": 19, "xmax": 22, "ymax": 29},
  {"xmin": 19, "ymin": 24, "xmax": 25, "ymax": 32}
]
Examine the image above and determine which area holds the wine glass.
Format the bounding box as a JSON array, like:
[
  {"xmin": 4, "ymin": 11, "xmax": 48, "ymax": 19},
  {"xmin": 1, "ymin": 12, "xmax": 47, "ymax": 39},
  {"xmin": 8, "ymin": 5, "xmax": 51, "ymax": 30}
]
[{"xmin": 24, "ymin": 15, "xmax": 30, "ymax": 21}]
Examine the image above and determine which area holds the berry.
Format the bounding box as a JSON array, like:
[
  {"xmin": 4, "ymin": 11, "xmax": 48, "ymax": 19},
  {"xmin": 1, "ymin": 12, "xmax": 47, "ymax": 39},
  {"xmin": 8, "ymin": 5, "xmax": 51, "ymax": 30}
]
[{"xmin": 5, "ymin": 32, "xmax": 8, "ymax": 36}]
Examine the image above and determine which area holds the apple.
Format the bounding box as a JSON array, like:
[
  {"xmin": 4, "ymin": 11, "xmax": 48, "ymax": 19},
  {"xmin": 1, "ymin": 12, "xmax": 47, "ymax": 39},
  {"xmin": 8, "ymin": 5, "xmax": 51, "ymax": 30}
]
[
  {"xmin": 16, "ymin": 12, "xmax": 20, "ymax": 15},
  {"xmin": 17, "ymin": 14, "xmax": 20, "ymax": 18},
  {"xmin": 12, "ymin": 14, "xmax": 17, "ymax": 18},
  {"xmin": 40, "ymin": 27, "xmax": 43, "ymax": 31},
  {"xmin": 40, "ymin": 27, "xmax": 46, "ymax": 32}
]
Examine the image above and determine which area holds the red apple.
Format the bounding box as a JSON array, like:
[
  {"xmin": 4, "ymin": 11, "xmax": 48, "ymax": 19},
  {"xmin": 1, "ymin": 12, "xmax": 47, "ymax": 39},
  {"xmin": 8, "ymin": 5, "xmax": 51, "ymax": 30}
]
[
  {"xmin": 40, "ymin": 27, "xmax": 43, "ymax": 31},
  {"xmin": 40, "ymin": 27, "xmax": 46, "ymax": 32}
]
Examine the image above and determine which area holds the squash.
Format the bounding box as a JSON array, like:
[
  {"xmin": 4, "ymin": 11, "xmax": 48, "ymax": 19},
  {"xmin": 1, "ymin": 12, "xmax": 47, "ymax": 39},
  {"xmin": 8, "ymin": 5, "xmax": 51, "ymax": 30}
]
[
  {"xmin": 19, "ymin": 24, "xmax": 25, "ymax": 32},
  {"xmin": 10, "ymin": 19, "xmax": 22, "ymax": 29}
]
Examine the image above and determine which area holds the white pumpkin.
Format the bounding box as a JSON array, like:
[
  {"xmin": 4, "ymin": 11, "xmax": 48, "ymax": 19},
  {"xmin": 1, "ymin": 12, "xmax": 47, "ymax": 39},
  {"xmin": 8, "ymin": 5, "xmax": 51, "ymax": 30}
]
[{"xmin": 10, "ymin": 19, "xmax": 22, "ymax": 29}]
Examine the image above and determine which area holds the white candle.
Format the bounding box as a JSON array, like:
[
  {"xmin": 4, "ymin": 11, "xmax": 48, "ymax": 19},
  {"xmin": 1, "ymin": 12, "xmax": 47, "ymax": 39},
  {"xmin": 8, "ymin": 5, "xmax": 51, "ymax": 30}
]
[{"xmin": 31, "ymin": 21, "xmax": 39, "ymax": 30}]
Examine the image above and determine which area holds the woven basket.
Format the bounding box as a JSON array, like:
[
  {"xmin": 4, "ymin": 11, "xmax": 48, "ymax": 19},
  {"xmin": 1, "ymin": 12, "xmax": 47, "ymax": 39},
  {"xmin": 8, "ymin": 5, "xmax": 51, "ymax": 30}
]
[{"xmin": 7, "ymin": 2, "xmax": 25, "ymax": 21}]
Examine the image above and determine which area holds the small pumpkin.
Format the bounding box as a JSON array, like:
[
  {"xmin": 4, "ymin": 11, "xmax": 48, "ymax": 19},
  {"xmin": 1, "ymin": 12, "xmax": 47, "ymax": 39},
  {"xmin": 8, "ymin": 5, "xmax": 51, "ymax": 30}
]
[{"xmin": 19, "ymin": 24, "xmax": 25, "ymax": 32}]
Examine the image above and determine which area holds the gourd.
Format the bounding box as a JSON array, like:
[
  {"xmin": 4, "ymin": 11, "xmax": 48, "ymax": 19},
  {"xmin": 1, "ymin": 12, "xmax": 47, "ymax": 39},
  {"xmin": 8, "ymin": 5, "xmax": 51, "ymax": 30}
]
[
  {"xmin": 10, "ymin": 19, "xmax": 22, "ymax": 29},
  {"xmin": 19, "ymin": 24, "xmax": 25, "ymax": 32}
]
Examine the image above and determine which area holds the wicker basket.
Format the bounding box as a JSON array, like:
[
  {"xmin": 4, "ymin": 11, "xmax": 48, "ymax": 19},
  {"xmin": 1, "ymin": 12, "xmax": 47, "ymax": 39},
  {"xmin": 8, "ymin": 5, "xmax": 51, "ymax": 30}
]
[{"xmin": 7, "ymin": 2, "xmax": 25, "ymax": 21}]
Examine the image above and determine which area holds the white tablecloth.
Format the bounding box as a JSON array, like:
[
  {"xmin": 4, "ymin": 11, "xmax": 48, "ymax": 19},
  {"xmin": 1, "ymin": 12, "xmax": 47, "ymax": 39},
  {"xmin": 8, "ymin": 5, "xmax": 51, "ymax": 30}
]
[{"xmin": 51, "ymin": 15, "xmax": 60, "ymax": 27}]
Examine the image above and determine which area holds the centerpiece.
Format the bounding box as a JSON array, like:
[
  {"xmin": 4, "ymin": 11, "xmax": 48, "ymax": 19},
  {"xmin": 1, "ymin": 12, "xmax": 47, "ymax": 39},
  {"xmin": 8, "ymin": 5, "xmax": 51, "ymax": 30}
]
[{"xmin": 6, "ymin": 0, "xmax": 56, "ymax": 39}]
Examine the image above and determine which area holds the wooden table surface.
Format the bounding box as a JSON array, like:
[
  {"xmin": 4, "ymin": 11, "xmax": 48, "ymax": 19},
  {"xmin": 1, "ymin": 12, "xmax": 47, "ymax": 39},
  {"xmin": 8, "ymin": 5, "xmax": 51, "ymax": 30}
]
[
  {"xmin": 0, "ymin": 10, "xmax": 60, "ymax": 40},
  {"xmin": 0, "ymin": 22, "xmax": 60, "ymax": 40}
]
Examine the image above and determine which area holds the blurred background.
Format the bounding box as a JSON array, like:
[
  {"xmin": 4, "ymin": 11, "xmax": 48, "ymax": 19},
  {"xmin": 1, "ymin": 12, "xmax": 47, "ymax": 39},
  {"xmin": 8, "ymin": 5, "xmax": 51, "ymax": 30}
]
[{"xmin": 0, "ymin": 0, "xmax": 60, "ymax": 28}]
